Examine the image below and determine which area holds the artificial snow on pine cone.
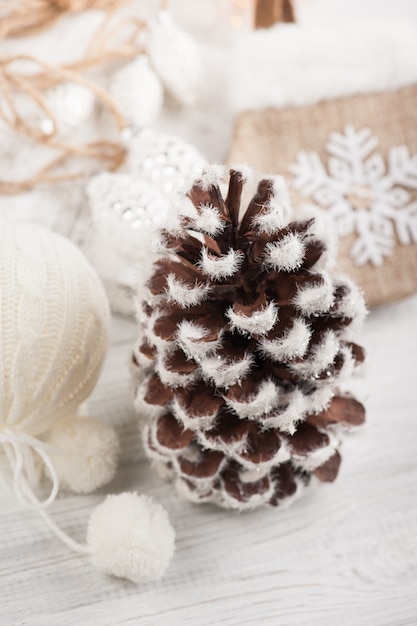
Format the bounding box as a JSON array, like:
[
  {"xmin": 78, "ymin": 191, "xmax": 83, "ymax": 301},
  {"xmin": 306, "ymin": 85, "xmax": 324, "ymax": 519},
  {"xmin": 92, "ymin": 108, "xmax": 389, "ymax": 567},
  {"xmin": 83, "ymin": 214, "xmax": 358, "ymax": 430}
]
[{"xmin": 133, "ymin": 167, "xmax": 367, "ymax": 511}]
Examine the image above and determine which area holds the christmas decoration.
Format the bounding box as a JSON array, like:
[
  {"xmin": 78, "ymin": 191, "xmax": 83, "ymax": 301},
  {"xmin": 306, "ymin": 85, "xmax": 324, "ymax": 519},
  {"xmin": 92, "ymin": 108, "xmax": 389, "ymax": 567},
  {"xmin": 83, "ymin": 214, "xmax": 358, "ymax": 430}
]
[
  {"xmin": 147, "ymin": 11, "xmax": 202, "ymax": 107},
  {"xmin": 85, "ymin": 132, "xmax": 207, "ymax": 317},
  {"xmin": 133, "ymin": 167, "xmax": 366, "ymax": 511},
  {"xmin": 290, "ymin": 125, "xmax": 417, "ymax": 267},
  {"xmin": 87, "ymin": 171, "xmax": 170, "ymax": 260},
  {"xmin": 0, "ymin": 220, "xmax": 174, "ymax": 583},
  {"xmin": 126, "ymin": 129, "xmax": 208, "ymax": 196},
  {"xmin": 88, "ymin": 493, "xmax": 176, "ymax": 583},
  {"xmin": 86, "ymin": 171, "xmax": 170, "ymax": 316},
  {"xmin": 228, "ymin": 20, "xmax": 417, "ymax": 306},
  {"xmin": 47, "ymin": 415, "xmax": 119, "ymax": 494},
  {"xmin": 110, "ymin": 55, "xmax": 164, "ymax": 129}
]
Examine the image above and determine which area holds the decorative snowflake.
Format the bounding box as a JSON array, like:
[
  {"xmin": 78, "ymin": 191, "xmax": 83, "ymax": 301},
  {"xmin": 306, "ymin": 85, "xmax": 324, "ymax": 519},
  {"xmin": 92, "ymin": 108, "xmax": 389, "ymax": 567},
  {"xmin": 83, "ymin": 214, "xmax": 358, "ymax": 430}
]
[{"xmin": 289, "ymin": 126, "xmax": 417, "ymax": 266}]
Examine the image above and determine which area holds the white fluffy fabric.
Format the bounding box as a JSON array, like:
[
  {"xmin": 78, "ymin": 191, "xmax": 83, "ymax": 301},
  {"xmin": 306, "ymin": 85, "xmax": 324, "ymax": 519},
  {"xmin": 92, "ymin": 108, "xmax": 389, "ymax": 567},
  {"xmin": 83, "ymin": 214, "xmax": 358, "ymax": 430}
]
[
  {"xmin": 87, "ymin": 493, "xmax": 175, "ymax": 584},
  {"xmin": 259, "ymin": 318, "xmax": 311, "ymax": 362},
  {"xmin": 231, "ymin": 20, "xmax": 417, "ymax": 112},
  {"xmin": 226, "ymin": 301, "xmax": 278, "ymax": 335},
  {"xmin": 199, "ymin": 247, "xmax": 243, "ymax": 280},
  {"xmin": 166, "ymin": 274, "xmax": 210, "ymax": 307},
  {"xmin": 265, "ymin": 233, "xmax": 305, "ymax": 272}
]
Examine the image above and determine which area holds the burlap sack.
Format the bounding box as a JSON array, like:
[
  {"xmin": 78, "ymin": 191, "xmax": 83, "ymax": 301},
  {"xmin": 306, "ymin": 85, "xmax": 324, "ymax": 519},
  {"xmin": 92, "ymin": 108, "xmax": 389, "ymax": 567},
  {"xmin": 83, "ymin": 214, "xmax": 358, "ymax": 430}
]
[{"xmin": 228, "ymin": 85, "xmax": 417, "ymax": 307}]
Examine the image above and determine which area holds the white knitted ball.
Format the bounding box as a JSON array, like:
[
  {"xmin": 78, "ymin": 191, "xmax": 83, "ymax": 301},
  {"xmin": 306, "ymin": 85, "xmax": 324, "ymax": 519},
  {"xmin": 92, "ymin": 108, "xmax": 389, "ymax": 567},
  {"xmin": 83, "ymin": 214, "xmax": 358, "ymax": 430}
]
[
  {"xmin": 47, "ymin": 415, "xmax": 120, "ymax": 494},
  {"xmin": 87, "ymin": 493, "xmax": 175, "ymax": 583},
  {"xmin": 0, "ymin": 220, "xmax": 110, "ymax": 439}
]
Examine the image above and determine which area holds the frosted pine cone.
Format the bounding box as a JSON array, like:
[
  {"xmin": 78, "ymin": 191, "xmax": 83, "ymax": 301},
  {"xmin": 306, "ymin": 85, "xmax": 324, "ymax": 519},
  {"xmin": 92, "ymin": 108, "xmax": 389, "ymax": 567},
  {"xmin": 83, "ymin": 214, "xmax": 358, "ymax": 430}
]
[{"xmin": 133, "ymin": 167, "xmax": 366, "ymax": 510}]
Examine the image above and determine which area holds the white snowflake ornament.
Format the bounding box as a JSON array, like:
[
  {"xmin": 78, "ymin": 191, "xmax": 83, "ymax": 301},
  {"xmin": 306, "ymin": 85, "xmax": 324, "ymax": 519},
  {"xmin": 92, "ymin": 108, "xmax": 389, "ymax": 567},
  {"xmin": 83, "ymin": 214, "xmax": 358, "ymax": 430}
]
[
  {"xmin": 125, "ymin": 129, "xmax": 208, "ymax": 197},
  {"xmin": 290, "ymin": 126, "xmax": 417, "ymax": 266},
  {"xmin": 110, "ymin": 55, "xmax": 164, "ymax": 128},
  {"xmin": 147, "ymin": 12, "xmax": 201, "ymax": 107}
]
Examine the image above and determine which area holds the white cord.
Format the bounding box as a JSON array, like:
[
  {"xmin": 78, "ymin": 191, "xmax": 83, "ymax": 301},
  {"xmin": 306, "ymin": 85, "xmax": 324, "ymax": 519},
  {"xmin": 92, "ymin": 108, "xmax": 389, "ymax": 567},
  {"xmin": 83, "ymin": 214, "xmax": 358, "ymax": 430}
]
[{"xmin": 0, "ymin": 429, "xmax": 91, "ymax": 555}]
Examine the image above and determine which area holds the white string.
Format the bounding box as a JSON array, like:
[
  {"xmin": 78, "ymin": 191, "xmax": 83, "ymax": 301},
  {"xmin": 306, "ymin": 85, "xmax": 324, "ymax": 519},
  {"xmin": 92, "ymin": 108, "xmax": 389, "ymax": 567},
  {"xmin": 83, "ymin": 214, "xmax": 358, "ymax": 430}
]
[{"xmin": 0, "ymin": 429, "xmax": 91, "ymax": 555}]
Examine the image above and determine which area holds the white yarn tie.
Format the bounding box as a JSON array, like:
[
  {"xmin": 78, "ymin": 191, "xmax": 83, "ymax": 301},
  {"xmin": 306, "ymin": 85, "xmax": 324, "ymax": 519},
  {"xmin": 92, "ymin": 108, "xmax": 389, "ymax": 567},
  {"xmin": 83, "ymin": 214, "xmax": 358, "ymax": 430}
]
[{"xmin": 0, "ymin": 428, "xmax": 91, "ymax": 555}]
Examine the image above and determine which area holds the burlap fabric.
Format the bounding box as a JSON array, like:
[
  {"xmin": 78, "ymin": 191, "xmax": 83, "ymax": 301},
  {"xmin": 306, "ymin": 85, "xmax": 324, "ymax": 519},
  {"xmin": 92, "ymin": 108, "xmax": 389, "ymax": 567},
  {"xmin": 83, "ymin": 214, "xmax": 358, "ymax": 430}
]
[{"xmin": 228, "ymin": 85, "xmax": 417, "ymax": 307}]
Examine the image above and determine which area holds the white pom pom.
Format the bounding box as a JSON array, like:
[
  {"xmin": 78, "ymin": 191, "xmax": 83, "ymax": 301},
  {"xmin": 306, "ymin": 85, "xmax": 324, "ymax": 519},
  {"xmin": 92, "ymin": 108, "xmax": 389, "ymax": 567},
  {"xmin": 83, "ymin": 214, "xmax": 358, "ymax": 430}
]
[
  {"xmin": 87, "ymin": 493, "xmax": 175, "ymax": 583},
  {"xmin": 47, "ymin": 416, "xmax": 119, "ymax": 494}
]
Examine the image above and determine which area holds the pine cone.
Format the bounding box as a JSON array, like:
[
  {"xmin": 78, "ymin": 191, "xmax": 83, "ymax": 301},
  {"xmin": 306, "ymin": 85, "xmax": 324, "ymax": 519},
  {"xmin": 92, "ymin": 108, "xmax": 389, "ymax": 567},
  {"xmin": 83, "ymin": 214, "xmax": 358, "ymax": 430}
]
[{"xmin": 133, "ymin": 166, "xmax": 366, "ymax": 510}]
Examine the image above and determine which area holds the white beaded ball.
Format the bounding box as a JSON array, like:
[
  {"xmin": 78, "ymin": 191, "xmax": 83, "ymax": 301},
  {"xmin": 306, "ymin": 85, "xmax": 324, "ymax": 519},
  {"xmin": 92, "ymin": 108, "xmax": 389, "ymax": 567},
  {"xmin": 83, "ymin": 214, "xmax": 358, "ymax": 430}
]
[{"xmin": 126, "ymin": 129, "xmax": 208, "ymax": 197}]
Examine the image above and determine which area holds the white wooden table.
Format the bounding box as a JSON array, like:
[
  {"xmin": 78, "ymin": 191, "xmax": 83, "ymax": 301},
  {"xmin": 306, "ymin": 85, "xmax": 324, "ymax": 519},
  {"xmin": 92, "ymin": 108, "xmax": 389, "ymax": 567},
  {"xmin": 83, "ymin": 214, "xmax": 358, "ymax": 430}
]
[{"xmin": 2, "ymin": 292, "xmax": 417, "ymax": 626}]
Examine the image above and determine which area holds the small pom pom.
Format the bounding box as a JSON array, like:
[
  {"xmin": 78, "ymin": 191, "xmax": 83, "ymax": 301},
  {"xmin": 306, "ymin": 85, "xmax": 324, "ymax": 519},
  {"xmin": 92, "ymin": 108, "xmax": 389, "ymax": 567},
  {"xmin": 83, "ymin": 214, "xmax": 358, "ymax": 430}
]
[
  {"xmin": 87, "ymin": 493, "xmax": 175, "ymax": 583},
  {"xmin": 47, "ymin": 415, "xmax": 119, "ymax": 494}
]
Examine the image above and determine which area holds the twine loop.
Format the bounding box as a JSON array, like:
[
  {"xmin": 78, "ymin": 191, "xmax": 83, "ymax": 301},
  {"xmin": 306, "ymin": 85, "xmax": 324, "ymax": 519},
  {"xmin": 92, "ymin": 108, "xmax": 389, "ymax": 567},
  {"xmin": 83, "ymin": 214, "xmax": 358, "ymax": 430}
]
[{"xmin": 0, "ymin": 427, "xmax": 90, "ymax": 554}]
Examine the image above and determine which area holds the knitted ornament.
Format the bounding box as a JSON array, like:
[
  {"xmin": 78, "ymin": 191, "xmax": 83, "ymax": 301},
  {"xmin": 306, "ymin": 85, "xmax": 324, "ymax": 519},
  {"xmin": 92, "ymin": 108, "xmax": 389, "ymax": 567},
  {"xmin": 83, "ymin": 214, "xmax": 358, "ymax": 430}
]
[
  {"xmin": 0, "ymin": 221, "xmax": 174, "ymax": 582},
  {"xmin": 133, "ymin": 167, "xmax": 366, "ymax": 510}
]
